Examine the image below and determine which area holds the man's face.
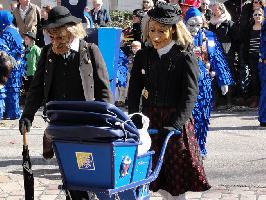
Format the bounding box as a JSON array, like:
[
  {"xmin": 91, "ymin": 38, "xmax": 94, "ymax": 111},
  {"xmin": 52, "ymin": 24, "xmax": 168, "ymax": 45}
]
[
  {"xmin": 186, "ymin": 16, "xmax": 203, "ymax": 36},
  {"xmin": 148, "ymin": 20, "xmax": 174, "ymax": 49},
  {"xmin": 93, "ymin": 2, "xmax": 102, "ymax": 11},
  {"xmin": 19, "ymin": 0, "xmax": 29, "ymax": 6},
  {"xmin": 133, "ymin": 15, "xmax": 141, "ymax": 23},
  {"xmin": 131, "ymin": 45, "xmax": 141, "ymax": 54},
  {"xmin": 47, "ymin": 26, "xmax": 73, "ymax": 55}
]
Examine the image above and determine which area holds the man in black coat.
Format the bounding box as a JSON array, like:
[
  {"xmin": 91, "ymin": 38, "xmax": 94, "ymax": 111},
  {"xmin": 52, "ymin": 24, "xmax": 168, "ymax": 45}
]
[{"xmin": 19, "ymin": 6, "xmax": 112, "ymax": 200}]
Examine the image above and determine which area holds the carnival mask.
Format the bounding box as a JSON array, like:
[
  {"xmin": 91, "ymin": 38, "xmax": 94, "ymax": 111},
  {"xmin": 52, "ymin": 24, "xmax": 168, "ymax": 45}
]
[
  {"xmin": 186, "ymin": 16, "xmax": 203, "ymax": 36},
  {"xmin": 47, "ymin": 26, "xmax": 73, "ymax": 55},
  {"xmin": 148, "ymin": 20, "xmax": 174, "ymax": 49}
]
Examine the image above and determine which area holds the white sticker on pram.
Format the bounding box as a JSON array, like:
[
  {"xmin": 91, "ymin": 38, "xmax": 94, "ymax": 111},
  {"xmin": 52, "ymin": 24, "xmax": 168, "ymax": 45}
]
[{"xmin": 76, "ymin": 152, "xmax": 95, "ymax": 170}]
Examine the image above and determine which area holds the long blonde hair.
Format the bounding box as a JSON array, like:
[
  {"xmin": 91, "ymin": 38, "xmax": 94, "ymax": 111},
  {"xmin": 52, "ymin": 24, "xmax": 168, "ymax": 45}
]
[{"xmin": 142, "ymin": 16, "xmax": 193, "ymax": 49}]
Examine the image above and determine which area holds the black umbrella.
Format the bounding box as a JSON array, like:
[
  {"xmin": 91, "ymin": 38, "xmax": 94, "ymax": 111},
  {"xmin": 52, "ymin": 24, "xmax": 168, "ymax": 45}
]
[{"xmin": 22, "ymin": 129, "xmax": 34, "ymax": 200}]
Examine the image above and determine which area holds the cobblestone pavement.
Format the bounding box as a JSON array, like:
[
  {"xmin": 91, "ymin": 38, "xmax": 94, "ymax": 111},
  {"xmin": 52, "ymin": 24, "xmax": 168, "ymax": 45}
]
[
  {"xmin": 1, "ymin": 172, "xmax": 266, "ymax": 200},
  {"xmin": 0, "ymin": 107, "xmax": 266, "ymax": 199}
]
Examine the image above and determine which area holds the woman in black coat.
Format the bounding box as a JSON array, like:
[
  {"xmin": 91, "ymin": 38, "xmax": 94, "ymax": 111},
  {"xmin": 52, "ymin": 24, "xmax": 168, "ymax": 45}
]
[
  {"xmin": 128, "ymin": 2, "xmax": 210, "ymax": 198},
  {"xmin": 209, "ymin": 2, "xmax": 238, "ymax": 107}
]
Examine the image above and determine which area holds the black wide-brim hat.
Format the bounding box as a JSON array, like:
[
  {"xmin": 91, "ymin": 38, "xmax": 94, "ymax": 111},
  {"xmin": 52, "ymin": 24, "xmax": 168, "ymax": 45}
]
[
  {"xmin": 44, "ymin": 6, "xmax": 82, "ymax": 29},
  {"xmin": 23, "ymin": 31, "xmax": 37, "ymax": 40},
  {"xmin": 147, "ymin": 1, "xmax": 182, "ymax": 25}
]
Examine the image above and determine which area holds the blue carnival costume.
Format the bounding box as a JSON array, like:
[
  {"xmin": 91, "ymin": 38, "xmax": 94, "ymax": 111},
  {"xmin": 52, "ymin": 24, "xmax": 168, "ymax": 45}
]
[
  {"xmin": 0, "ymin": 11, "xmax": 25, "ymax": 119},
  {"xmin": 116, "ymin": 49, "xmax": 128, "ymax": 88},
  {"xmin": 185, "ymin": 8, "xmax": 234, "ymax": 156},
  {"xmin": 258, "ymin": 8, "xmax": 266, "ymax": 126},
  {"xmin": 0, "ymin": 40, "xmax": 9, "ymax": 119}
]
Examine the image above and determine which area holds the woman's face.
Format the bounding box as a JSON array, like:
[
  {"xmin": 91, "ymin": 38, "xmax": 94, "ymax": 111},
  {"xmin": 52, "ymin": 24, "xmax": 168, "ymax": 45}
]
[
  {"xmin": 253, "ymin": 0, "xmax": 262, "ymax": 10},
  {"xmin": 253, "ymin": 10, "xmax": 264, "ymax": 23},
  {"xmin": 148, "ymin": 20, "xmax": 174, "ymax": 49},
  {"xmin": 211, "ymin": 4, "xmax": 223, "ymax": 18},
  {"xmin": 143, "ymin": 0, "xmax": 151, "ymax": 10},
  {"xmin": 41, "ymin": 9, "xmax": 48, "ymax": 20}
]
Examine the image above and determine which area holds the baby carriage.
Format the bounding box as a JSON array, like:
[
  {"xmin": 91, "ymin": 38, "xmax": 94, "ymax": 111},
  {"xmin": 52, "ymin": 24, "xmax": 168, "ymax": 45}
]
[{"xmin": 45, "ymin": 101, "xmax": 180, "ymax": 200}]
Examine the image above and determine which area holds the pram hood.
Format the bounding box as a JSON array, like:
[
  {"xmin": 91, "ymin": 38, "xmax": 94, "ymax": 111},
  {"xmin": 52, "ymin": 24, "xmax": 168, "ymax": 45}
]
[{"xmin": 45, "ymin": 101, "xmax": 140, "ymax": 142}]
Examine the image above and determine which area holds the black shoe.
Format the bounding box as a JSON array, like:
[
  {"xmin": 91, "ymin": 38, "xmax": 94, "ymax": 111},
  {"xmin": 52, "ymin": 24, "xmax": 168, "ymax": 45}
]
[{"xmin": 260, "ymin": 122, "xmax": 266, "ymax": 127}]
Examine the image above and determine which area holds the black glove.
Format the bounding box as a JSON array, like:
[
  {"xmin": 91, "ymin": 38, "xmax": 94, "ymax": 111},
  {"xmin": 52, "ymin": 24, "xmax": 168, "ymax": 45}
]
[{"xmin": 19, "ymin": 118, "xmax": 32, "ymax": 135}]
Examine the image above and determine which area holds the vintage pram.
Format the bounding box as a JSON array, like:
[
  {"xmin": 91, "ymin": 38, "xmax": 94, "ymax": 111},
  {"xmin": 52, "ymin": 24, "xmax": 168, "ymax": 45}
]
[{"xmin": 45, "ymin": 101, "xmax": 180, "ymax": 200}]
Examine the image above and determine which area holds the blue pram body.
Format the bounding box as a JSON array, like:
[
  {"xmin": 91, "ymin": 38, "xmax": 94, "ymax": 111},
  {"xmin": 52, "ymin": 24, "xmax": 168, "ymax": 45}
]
[{"xmin": 45, "ymin": 101, "xmax": 180, "ymax": 200}]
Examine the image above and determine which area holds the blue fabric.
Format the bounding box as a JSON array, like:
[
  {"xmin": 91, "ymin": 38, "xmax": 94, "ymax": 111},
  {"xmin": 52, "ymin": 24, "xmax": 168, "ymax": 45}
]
[
  {"xmin": 0, "ymin": 87, "xmax": 6, "ymax": 120},
  {"xmin": 192, "ymin": 29, "xmax": 233, "ymax": 156},
  {"xmin": 205, "ymin": 30, "xmax": 234, "ymax": 86},
  {"xmin": 0, "ymin": 11, "xmax": 14, "ymax": 30},
  {"xmin": 184, "ymin": 7, "xmax": 202, "ymax": 23},
  {"xmin": 192, "ymin": 60, "xmax": 212, "ymax": 156},
  {"xmin": 258, "ymin": 18, "xmax": 266, "ymax": 124},
  {"xmin": 84, "ymin": 11, "xmax": 94, "ymax": 28},
  {"xmin": 116, "ymin": 49, "xmax": 128, "ymax": 87}
]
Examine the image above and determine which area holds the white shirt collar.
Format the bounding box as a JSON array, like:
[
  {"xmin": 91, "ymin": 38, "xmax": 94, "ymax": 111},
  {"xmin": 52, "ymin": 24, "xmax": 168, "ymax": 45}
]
[
  {"xmin": 70, "ymin": 37, "xmax": 79, "ymax": 52},
  {"xmin": 157, "ymin": 41, "xmax": 175, "ymax": 58},
  {"xmin": 19, "ymin": 4, "xmax": 30, "ymax": 20}
]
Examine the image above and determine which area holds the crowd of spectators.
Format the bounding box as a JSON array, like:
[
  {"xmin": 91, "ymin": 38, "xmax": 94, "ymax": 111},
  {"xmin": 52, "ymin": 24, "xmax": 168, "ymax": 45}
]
[{"xmin": 0, "ymin": 0, "xmax": 265, "ymax": 117}]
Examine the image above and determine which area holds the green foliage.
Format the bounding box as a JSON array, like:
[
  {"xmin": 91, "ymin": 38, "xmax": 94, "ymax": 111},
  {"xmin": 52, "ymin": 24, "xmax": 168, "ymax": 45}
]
[{"xmin": 109, "ymin": 10, "xmax": 133, "ymax": 29}]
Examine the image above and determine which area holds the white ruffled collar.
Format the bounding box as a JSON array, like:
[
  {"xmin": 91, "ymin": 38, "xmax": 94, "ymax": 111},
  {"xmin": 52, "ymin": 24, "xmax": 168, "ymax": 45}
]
[{"xmin": 157, "ymin": 41, "xmax": 175, "ymax": 58}]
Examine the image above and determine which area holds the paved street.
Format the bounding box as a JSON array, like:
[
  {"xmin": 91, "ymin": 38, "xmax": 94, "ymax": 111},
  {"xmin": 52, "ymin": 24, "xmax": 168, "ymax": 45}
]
[{"xmin": 0, "ymin": 107, "xmax": 266, "ymax": 199}]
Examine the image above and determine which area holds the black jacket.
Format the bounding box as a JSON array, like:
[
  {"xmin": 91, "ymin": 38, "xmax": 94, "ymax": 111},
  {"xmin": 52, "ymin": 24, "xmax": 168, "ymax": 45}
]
[
  {"xmin": 22, "ymin": 40, "xmax": 112, "ymax": 121},
  {"xmin": 128, "ymin": 44, "xmax": 199, "ymax": 129},
  {"xmin": 209, "ymin": 20, "xmax": 237, "ymax": 53}
]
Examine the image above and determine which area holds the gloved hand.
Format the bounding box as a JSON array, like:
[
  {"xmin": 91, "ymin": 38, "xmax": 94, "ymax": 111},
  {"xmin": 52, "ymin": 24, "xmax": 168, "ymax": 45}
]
[
  {"xmin": 221, "ymin": 85, "xmax": 229, "ymax": 95},
  {"xmin": 210, "ymin": 71, "xmax": 216, "ymax": 78},
  {"xmin": 19, "ymin": 118, "xmax": 32, "ymax": 135}
]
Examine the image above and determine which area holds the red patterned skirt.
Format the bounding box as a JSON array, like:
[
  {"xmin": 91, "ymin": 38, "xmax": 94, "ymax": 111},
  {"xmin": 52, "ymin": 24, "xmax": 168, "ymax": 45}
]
[{"xmin": 143, "ymin": 107, "xmax": 211, "ymax": 196}]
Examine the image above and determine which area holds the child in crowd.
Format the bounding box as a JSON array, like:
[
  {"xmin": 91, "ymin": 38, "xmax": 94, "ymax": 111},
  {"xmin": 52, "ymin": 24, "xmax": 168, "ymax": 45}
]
[{"xmin": 23, "ymin": 31, "xmax": 41, "ymax": 95}]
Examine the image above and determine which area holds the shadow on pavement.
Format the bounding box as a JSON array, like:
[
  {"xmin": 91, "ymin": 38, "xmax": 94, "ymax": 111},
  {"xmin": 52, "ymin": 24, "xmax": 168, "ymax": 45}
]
[
  {"xmin": 209, "ymin": 125, "xmax": 265, "ymax": 131},
  {"xmin": 11, "ymin": 168, "xmax": 61, "ymax": 180},
  {"xmin": 0, "ymin": 157, "xmax": 58, "ymax": 168}
]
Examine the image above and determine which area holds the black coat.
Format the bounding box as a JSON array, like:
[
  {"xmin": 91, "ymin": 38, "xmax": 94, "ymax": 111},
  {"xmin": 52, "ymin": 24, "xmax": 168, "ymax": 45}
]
[
  {"xmin": 22, "ymin": 40, "xmax": 112, "ymax": 121},
  {"xmin": 209, "ymin": 19, "xmax": 237, "ymax": 53},
  {"xmin": 128, "ymin": 44, "xmax": 199, "ymax": 129}
]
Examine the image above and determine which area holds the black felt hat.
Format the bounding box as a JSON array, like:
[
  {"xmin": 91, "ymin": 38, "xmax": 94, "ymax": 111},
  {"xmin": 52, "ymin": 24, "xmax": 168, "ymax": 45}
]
[
  {"xmin": 23, "ymin": 31, "xmax": 37, "ymax": 40},
  {"xmin": 147, "ymin": 1, "xmax": 182, "ymax": 25},
  {"xmin": 44, "ymin": 6, "xmax": 82, "ymax": 29},
  {"xmin": 133, "ymin": 9, "xmax": 145, "ymax": 18}
]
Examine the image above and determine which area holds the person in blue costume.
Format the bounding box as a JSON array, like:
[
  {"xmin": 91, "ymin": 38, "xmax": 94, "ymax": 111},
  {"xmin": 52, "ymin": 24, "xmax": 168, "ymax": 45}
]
[
  {"xmin": 185, "ymin": 7, "xmax": 234, "ymax": 156},
  {"xmin": 0, "ymin": 10, "xmax": 25, "ymax": 119},
  {"xmin": 0, "ymin": 43, "xmax": 12, "ymax": 120},
  {"xmin": 0, "ymin": 51, "xmax": 16, "ymax": 119},
  {"xmin": 258, "ymin": 7, "xmax": 266, "ymax": 127},
  {"xmin": 115, "ymin": 48, "xmax": 129, "ymax": 107}
]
